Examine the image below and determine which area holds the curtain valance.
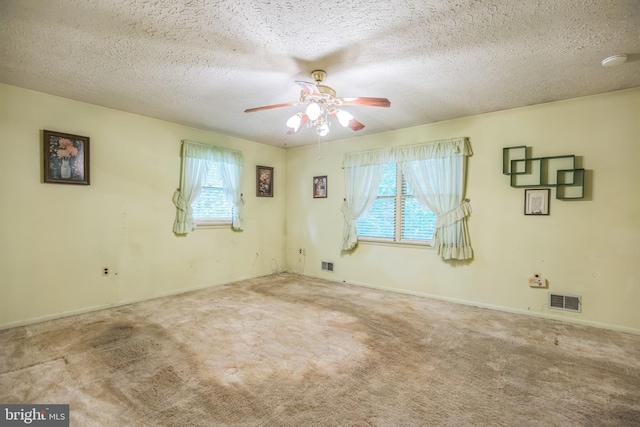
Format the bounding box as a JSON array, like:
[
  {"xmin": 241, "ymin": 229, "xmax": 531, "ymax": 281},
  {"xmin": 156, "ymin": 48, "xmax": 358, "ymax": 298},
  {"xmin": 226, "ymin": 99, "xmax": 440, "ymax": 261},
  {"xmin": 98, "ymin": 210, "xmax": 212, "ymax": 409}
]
[
  {"xmin": 181, "ymin": 140, "xmax": 244, "ymax": 165},
  {"xmin": 342, "ymin": 147, "xmax": 394, "ymax": 168},
  {"xmin": 343, "ymin": 137, "xmax": 471, "ymax": 169},
  {"xmin": 394, "ymin": 137, "xmax": 472, "ymax": 161}
]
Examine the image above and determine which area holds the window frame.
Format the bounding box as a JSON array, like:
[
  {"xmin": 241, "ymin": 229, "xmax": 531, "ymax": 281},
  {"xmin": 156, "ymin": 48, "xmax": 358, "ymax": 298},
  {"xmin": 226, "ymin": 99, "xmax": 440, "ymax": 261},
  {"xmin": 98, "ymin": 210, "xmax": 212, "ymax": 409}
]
[
  {"xmin": 192, "ymin": 161, "xmax": 233, "ymax": 227},
  {"xmin": 357, "ymin": 163, "xmax": 435, "ymax": 247}
]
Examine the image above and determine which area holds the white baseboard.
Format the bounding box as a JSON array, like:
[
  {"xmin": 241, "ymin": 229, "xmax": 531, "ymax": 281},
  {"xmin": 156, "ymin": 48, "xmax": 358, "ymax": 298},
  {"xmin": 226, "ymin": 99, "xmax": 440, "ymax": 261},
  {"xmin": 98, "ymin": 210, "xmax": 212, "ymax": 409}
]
[
  {"xmin": 301, "ymin": 273, "xmax": 640, "ymax": 336},
  {"xmin": 6, "ymin": 272, "xmax": 638, "ymax": 337},
  {"xmin": 0, "ymin": 273, "xmax": 270, "ymax": 331}
]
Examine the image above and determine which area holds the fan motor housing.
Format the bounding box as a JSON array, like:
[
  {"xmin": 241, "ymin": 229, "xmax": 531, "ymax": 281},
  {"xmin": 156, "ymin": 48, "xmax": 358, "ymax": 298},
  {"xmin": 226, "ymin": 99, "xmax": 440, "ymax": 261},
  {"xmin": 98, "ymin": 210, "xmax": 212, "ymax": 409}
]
[
  {"xmin": 299, "ymin": 85, "xmax": 336, "ymax": 102},
  {"xmin": 317, "ymin": 85, "xmax": 336, "ymax": 98}
]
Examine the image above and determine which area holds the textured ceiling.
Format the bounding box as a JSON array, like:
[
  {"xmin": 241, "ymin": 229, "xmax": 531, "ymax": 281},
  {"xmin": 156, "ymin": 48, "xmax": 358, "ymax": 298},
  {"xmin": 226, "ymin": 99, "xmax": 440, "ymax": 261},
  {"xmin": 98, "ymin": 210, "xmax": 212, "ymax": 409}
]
[{"xmin": 1, "ymin": 0, "xmax": 639, "ymax": 148}]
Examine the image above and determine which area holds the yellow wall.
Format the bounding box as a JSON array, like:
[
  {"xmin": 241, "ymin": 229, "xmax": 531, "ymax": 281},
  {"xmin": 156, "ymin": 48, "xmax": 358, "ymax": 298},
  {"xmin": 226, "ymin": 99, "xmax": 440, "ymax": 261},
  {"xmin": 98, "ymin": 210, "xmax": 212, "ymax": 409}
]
[
  {"xmin": 3, "ymin": 84, "xmax": 639, "ymax": 333},
  {"xmin": 285, "ymin": 88, "xmax": 640, "ymax": 333},
  {"xmin": 0, "ymin": 84, "xmax": 287, "ymax": 328}
]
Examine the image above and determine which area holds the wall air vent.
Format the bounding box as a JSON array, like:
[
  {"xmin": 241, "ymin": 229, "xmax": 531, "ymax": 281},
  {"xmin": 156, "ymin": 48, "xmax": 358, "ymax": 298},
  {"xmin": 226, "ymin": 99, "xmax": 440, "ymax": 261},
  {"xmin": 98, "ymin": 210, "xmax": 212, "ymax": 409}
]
[
  {"xmin": 549, "ymin": 292, "xmax": 581, "ymax": 313},
  {"xmin": 321, "ymin": 261, "xmax": 334, "ymax": 272}
]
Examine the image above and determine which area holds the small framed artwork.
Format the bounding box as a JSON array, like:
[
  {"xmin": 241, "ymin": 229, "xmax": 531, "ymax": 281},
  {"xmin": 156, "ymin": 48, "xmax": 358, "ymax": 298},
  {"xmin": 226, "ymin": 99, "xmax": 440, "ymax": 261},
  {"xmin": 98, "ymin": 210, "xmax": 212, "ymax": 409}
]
[
  {"xmin": 524, "ymin": 189, "xmax": 550, "ymax": 215},
  {"xmin": 43, "ymin": 130, "xmax": 90, "ymax": 185},
  {"xmin": 313, "ymin": 176, "xmax": 327, "ymax": 198},
  {"xmin": 256, "ymin": 165, "xmax": 274, "ymax": 197}
]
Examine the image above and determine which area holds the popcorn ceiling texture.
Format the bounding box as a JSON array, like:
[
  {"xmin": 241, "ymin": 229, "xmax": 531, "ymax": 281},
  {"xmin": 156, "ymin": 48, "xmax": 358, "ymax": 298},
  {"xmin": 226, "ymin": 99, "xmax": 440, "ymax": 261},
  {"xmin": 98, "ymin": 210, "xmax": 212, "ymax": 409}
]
[
  {"xmin": 1, "ymin": 274, "xmax": 639, "ymax": 425},
  {"xmin": 0, "ymin": 0, "xmax": 639, "ymax": 147}
]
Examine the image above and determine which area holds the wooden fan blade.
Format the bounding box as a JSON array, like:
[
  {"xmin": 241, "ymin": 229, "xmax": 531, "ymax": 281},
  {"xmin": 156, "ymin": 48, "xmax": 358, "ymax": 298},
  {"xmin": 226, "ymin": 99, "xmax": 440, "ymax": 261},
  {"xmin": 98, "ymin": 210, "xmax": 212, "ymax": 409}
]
[
  {"xmin": 295, "ymin": 80, "xmax": 321, "ymax": 96},
  {"xmin": 336, "ymin": 97, "xmax": 391, "ymax": 108},
  {"xmin": 348, "ymin": 118, "xmax": 365, "ymax": 131},
  {"xmin": 244, "ymin": 102, "xmax": 299, "ymax": 113}
]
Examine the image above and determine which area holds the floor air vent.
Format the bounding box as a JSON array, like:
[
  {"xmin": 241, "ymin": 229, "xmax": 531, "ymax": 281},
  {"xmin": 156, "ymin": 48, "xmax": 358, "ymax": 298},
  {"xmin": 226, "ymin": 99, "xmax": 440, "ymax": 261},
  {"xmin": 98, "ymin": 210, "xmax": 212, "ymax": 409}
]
[
  {"xmin": 549, "ymin": 292, "xmax": 581, "ymax": 313},
  {"xmin": 321, "ymin": 261, "xmax": 334, "ymax": 272}
]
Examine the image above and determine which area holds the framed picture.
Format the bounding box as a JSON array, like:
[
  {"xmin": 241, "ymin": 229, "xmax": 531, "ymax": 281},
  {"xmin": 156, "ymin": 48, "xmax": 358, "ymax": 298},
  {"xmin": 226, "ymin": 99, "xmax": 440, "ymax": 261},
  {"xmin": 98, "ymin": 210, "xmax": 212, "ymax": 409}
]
[
  {"xmin": 313, "ymin": 176, "xmax": 327, "ymax": 198},
  {"xmin": 256, "ymin": 165, "xmax": 274, "ymax": 197},
  {"xmin": 524, "ymin": 189, "xmax": 550, "ymax": 215},
  {"xmin": 43, "ymin": 130, "xmax": 90, "ymax": 185}
]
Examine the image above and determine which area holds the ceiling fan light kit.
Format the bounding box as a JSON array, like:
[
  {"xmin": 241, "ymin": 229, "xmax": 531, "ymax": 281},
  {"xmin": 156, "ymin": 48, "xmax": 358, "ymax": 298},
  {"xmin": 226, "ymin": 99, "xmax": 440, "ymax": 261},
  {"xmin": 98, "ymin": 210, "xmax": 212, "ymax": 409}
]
[{"xmin": 244, "ymin": 70, "xmax": 390, "ymax": 137}]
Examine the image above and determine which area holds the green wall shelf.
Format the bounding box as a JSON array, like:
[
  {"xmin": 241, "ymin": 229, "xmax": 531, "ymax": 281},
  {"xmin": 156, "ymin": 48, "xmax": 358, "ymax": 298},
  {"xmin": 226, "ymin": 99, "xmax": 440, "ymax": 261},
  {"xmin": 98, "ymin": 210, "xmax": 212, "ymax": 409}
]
[{"xmin": 502, "ymin": 146, "xmax": 585, "ymax": 200}]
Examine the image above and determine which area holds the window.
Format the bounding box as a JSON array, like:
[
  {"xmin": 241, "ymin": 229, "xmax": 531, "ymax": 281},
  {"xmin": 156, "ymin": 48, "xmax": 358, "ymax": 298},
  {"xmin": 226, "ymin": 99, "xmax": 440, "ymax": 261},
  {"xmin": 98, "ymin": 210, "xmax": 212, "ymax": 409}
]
[
  {"xmin": 341, "ymin": 138, "xmax": 472, "ymax": 258},
  {"xmin": 356, "ymin": 163, "xmax": 436, "ymax": 244},
  {"xmin": 173, "ymin": 140, "xmax": 243, "ymax": 235},
  {"xmin": 192, "ymin": 161, "xmax": 234, "ymax": 225}
]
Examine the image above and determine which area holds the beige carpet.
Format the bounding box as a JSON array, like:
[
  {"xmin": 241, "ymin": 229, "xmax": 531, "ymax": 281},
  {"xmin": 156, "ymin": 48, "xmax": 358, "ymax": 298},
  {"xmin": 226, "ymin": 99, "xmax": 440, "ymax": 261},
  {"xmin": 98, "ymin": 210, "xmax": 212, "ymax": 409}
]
[{"xmin": 1, "ymin": 274, "xmax": 639, "ymax": 426}]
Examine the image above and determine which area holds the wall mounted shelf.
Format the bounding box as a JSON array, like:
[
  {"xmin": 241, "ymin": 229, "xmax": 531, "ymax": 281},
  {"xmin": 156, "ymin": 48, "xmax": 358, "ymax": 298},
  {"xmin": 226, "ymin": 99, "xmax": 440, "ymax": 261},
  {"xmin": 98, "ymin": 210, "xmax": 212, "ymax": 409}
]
[{"xmin": 502, "ymin": 146, "xmax": 585, "ymax": 200}]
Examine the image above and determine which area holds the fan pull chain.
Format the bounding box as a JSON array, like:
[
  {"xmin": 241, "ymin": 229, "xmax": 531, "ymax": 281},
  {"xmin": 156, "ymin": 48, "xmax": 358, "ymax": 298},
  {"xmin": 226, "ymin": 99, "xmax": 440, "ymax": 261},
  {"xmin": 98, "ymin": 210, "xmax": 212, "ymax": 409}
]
[{"xmin": 316, "ymin": 135, "xmax": 322, "ymax": 160}]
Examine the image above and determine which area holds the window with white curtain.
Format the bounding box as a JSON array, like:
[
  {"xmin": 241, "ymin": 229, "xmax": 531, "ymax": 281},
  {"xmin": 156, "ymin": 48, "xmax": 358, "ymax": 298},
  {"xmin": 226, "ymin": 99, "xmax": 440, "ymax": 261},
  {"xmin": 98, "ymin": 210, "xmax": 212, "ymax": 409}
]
[
  {"xmin": 356, "ymin": 162, "xmax": 437, "ymax": 244},
  {"xmin": 172, "ymin": 140, "xmax": 244, "ymax": 235},
  {"xmin": 342, "ymin": 137, "xmax": 473, "ymax": 260},
  {"xmin": 192, "ymin": 161, "xmax": 234, "ymax": 225}
]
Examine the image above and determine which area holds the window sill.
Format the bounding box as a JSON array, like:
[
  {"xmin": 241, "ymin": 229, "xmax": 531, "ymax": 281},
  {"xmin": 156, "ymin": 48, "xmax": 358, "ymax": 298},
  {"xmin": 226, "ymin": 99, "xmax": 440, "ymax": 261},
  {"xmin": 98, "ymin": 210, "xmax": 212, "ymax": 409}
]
[
  {"xmin": 357, "ymin": 238, "xmax": 434, "ymax": 249},
  {"xmin": 195, "ymin": 222, "xmax": 232, "ymax": 230}
]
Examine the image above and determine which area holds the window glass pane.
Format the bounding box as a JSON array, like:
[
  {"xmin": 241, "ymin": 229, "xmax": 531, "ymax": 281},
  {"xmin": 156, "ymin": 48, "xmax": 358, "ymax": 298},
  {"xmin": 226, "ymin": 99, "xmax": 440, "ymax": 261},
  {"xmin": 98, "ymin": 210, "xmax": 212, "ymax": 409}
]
[
  {"xmin": 192, "ymin": 188, "xmax": 233, "ymax": 221},
  {"xmin": 403, "ymin": 176, "xmax": 413, "ymax": 195},
  {"xmin": 192, "ymin": 162, "xmax": 233, "ymax": 222},
  {"xmin": 356, "ymin": 197, "xmax": 395, "ymax": 239},
  {"xmin": 206, "ymin": 162, "xmax": 225, "ymax": 187},
  {"xmin": 402, "ymin": 196, "xmax": 436, "ymax": 241},
  {"xmin": 378, "ymin": 163, "xmax": 396, "ymax": 196},
  {"xmin": 356, "ymin": 162, "xmax": 432, "ymax": 245}
]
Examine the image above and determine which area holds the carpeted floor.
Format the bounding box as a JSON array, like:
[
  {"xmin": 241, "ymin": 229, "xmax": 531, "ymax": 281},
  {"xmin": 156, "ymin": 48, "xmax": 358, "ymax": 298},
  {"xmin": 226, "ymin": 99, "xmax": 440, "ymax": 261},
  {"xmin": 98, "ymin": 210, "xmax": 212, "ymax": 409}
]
[{"xmin": 1, "ymin": 274, "xmax": 639, "ymax": 426}]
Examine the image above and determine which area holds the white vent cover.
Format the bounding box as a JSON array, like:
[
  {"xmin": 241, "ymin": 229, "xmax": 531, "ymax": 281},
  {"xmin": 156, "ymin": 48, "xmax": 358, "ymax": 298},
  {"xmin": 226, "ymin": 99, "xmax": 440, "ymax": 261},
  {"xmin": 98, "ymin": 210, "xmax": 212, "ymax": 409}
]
[
  {"xmin": 549, "ymin": 292, "xmax": 581, "ymax": 313},
  {"xmin": 321, "ymin": 261, "xmax": 334, "ymax": 272}
]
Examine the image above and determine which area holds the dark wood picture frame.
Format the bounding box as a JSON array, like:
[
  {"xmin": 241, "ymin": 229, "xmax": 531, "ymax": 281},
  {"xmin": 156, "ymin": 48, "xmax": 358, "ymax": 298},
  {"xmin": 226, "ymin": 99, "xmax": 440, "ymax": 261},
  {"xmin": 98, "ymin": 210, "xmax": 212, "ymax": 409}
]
[
  {"xmin": 43, "ymin": 130, "xmax": 90, "ymax": 185},
  {"xmin": 524, "ymin": 188, "xmax": 550, "ymax": 215},
  {"xmin": 313, "ymin": 176, "xmax": 327, "ymax": 198},
  {"xmin": 256, "ymin": 165, "xmax": 274, "ymax": 197}
]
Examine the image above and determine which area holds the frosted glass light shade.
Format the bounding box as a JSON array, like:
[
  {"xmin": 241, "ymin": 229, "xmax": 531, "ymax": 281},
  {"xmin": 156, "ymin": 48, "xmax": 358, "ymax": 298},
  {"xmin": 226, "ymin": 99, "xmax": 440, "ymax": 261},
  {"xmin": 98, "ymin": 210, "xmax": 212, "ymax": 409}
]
[
  {"xmin": 336, "ymin": 110, "xmax": 353, "ymax": 127},
  {"xmin": 306, "ymin": 103, "xmax": 321, "ymax": 121},
  {"xmin": 286, "ymin": 113, "xmax": 301, "ymax": 131}
]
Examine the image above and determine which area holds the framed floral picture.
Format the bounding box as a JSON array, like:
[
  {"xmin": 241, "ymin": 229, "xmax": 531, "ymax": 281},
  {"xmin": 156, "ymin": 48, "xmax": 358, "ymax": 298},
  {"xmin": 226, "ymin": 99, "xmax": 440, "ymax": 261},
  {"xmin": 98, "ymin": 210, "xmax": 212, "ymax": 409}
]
[
  {"xmin": 43, "ymin": 130, "xmax": 90, "ymax": 185},
  {"xmin": 313, "ymin": 176, "xmax": 327, "ymax": 198},
  {"xmin": 256, "ymin": 165, "xmax": 273, "ymax": 197}
]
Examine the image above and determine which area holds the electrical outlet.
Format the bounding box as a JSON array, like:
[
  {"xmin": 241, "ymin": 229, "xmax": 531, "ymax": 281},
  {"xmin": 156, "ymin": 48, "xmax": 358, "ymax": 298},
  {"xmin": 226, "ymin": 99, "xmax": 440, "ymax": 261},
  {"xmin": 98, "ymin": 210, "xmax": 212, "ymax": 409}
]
[
  {"xmin": 102, "ymin": 267, "xmax": 110, "ymax": 276},
  {"xmin": 299, "ymin": 248, "xmax": 306, "ymax": 255},
  {"xmin": 528, "ymin": 274, "xmax": 546, "ymax": 288}
]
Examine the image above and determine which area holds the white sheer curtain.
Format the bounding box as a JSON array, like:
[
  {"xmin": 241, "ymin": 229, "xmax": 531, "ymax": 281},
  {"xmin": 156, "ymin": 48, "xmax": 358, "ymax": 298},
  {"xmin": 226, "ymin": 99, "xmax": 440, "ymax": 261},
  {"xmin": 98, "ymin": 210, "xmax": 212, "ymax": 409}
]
[
  {"xmin": 398, "ymin": 138, "xmax": 473, "ymax": 260},
  {"xmin": 172, "ymin": 156, "xmax": 210, "ymax": 235},
  {"xmin": 341, "ymin": 148, "xmax": 393, "ymax": 250},
  {"xmin": 218, "ymin": 150, "xmax": 244, "ymax": 230},
  {"xmin": 173, "ymin": 140, "xmax": 244, "ymax": 235}
]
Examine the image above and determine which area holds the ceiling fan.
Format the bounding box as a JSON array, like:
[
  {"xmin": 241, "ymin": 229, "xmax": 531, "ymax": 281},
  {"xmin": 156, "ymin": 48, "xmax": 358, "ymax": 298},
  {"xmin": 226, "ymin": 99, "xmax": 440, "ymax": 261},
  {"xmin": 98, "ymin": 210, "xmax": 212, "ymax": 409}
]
[{"xmin": 244, "ymin": 70, "xmax": 391, "ymax": 136}]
